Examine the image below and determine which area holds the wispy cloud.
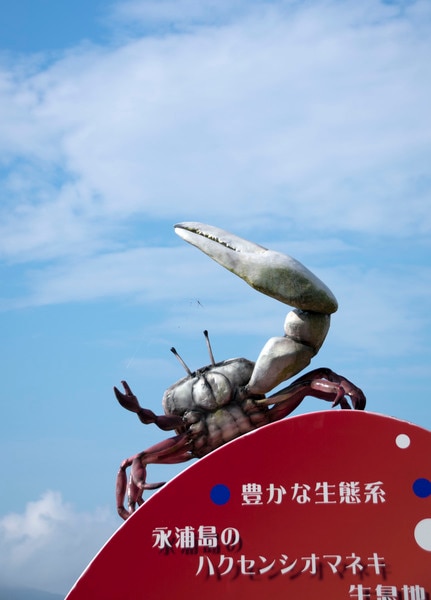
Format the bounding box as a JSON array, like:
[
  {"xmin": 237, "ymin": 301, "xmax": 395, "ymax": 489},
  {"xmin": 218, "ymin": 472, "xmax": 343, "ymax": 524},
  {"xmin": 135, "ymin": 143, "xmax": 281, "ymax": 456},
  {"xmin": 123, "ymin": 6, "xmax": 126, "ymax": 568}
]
[
  {"xmin": 1, "ymin": 0, "xmax": 430, "ymax": 268},
  {"xmin": 328, "ymin": 265, "xmax": 431, "ymax": 358}
]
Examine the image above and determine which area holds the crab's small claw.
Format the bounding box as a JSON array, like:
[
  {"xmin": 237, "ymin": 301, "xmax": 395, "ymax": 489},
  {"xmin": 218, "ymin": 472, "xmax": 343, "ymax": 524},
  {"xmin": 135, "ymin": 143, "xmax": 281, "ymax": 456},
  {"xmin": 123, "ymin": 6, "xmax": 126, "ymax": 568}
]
[
  {"xmin": 114, "ymin": 381, "xmax": 158, "ymax": 423},
  {"xmin": 114, "ymin": 380, "xmax": 141, "ymax": 413},
  {"xmin": 174, "ymin": 222, "xmax": 337, "ymax": 315},
  {"xmin": 115, "ymin": 381, "xmax": 185, "ymax": 431}
]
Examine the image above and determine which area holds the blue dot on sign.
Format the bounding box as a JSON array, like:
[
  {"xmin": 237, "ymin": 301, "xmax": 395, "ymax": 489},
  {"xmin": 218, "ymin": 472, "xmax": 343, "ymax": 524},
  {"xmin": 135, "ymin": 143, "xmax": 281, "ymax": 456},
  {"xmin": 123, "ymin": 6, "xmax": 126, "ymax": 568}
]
[
  {"xmin": 210, "ymin": 484, "xmax": 230, "ymax": 505},
  {"xmin": 413, "ymin": 478, "xmax": 431, "ymax": 498}
]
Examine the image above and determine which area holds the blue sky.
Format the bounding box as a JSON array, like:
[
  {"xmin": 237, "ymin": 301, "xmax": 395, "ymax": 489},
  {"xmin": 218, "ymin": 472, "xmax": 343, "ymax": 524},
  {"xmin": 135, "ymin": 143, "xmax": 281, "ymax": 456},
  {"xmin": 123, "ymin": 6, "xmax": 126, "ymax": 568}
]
[{"xmin": 0, "ymin": 0, "xmax": 430, "ymax": 595}]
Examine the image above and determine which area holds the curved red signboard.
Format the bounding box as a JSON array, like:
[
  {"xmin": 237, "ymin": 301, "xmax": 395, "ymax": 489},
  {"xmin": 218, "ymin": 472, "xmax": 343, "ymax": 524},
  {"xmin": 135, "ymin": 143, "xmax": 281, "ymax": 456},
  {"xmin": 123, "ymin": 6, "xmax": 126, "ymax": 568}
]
[{"xmin": 66, "ymin": 411, "xmax": 431, "ymax": 599}]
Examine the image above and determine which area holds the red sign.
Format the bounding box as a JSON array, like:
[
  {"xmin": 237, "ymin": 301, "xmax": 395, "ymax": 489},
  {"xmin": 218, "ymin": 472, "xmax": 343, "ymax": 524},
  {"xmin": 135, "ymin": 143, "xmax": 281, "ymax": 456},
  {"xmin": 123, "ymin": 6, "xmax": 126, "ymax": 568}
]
[{"xmin": 66, "ymin": 411, "xmax": 431, "ymax": 599}]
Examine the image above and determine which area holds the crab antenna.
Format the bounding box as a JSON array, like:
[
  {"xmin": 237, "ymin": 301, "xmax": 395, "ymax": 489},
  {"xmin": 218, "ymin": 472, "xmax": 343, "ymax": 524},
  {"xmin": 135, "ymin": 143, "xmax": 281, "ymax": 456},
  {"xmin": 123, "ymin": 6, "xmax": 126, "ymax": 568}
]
[
  {"xmin": 203, "ymin": 330, "xmax": 216, "ymax": 365},
  {"xmin": 170, "ymin": 347, "xmax": 193, "ymax": 375}
]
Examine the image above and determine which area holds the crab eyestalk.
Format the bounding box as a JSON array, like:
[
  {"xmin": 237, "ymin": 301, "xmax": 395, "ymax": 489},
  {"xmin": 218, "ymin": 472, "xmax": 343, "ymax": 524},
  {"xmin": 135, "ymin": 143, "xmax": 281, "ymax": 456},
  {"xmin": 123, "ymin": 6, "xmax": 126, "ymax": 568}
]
[{"xmin": 174, "ymin": 222, "xmax": 338, "ymax": 315}]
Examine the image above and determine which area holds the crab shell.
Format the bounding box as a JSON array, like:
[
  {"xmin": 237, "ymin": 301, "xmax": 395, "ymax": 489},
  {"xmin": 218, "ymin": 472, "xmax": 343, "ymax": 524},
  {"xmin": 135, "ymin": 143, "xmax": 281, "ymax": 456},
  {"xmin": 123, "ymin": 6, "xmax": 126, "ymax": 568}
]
[{"xmin": 162, "ymin": 358, "xmax": 271, "ymax": 457}]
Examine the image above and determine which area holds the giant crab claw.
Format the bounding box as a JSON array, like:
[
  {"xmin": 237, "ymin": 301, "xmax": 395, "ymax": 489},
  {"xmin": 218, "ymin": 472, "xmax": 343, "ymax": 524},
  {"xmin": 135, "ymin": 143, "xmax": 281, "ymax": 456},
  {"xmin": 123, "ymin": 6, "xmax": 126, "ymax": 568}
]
[{"xmin": 174, "ymin": 222, "xmax": 338, "ymax": 315}]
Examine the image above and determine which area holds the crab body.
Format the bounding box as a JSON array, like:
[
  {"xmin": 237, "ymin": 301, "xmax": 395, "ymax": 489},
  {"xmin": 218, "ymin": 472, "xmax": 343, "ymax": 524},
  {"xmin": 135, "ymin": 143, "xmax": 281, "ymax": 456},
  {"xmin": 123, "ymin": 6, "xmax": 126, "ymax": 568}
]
[
  {"xmin": 114, "ymin": 222, "xmax": 366, "ymax": 520},
  {"xmin": 163, "ymin": 357, "xmax": 270, "ymax": 457}
]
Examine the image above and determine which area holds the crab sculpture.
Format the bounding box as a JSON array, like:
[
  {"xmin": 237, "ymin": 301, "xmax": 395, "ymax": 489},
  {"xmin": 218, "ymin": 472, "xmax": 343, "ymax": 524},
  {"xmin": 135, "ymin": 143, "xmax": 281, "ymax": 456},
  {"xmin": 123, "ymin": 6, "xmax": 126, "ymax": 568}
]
[{"xmin": 114, "ymin": 222, "xmax": 366, "ymax": 520}]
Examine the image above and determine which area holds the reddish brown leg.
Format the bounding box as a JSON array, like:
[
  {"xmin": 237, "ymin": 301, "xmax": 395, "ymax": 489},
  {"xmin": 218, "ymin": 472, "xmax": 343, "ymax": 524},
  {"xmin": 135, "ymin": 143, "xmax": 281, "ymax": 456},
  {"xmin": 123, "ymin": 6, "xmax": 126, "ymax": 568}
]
[
  {"xmin": 264, "ymin": 367, "xmax": 366, "ymax": 423},
  {"xmin": 116, "ymin": 433, "xmax": 192, "ymax": 520},
  {"xmin": 114, "ymin": 380, "xmax": 185, "ymax": 432}
]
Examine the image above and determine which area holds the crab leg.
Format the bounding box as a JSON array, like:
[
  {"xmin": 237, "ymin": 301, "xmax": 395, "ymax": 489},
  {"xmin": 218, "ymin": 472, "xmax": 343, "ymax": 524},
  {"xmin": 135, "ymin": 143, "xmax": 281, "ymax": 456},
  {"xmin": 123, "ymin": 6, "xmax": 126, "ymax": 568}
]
[
  {"xmin": 117, "ymin": 434, "xmax": 192, "ymax": 519},
  {"xmin": 262, "ymin": 367, "xmax": 366, "ymax": 423},
  {"xmin": 114, "ymin": 381, "xmax": 185, "ymax": 432}
]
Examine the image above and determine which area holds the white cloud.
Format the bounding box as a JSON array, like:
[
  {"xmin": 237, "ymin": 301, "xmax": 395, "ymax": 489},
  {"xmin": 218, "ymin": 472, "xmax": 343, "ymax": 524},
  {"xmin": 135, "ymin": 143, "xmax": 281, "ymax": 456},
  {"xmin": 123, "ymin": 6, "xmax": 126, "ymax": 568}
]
[
  {"xmin": 0, "ymin": 0, "xmax": 430, "ymax": 265},
  {"xmin": 0, "ymin": 491, "xmax": 117, "ymax": 595}
]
